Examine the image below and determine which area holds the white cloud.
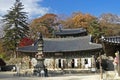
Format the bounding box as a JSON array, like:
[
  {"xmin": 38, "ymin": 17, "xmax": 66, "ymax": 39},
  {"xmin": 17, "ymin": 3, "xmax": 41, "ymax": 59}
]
[{"xmin": 0, "ymin": 0, "xmax": 50, "ymax": 19}]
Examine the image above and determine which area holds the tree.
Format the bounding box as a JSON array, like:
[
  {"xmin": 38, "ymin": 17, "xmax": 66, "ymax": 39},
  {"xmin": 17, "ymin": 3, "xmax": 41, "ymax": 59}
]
[
  {"xmin": 30, "ymin": 13, "xmax": 58, "ymax": 38},
  {"xmin": 60, "ymin": 12, "xmax": 96, "ymax": 29},
  {"xmin": 99, "ymin": 13, "xmax": 120, "ymax": 24},
  {"xmin": 19, "ymin": 37, "xmax": 34, "ymax": 47},
  {"xmin": 2, "ymin": 0, "xmax": 29, "ymax": 58},
  {"xmin": 0, "ymin": 39, "xmax": 5, "ymax": 58},
  {"xmin": 99, "ymin": 13, "xmax": 120, "ymax": 36},
  {"xmin": 72, "ymin": 12, "xmax": 96, "ymax": 28},
  {"xmin": 60, "ymin": 17, "xmax": 75, "ymax": 29},
  {"xmin": 88, "ymin": 19, "xmax": 104, "ymax": 43}
]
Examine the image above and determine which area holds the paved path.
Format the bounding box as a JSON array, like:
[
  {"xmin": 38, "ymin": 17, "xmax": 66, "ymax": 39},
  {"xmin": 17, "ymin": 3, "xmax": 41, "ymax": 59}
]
[{"xmin": 0, "ymin": 72, "xmax": 120, "ymax": 80}]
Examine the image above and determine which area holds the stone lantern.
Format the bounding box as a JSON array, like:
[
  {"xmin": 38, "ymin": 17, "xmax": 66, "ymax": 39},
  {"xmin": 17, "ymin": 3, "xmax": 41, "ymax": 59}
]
[{"xmin": 34, "ymin": 33, "xmax": 45, "ymax": 76}]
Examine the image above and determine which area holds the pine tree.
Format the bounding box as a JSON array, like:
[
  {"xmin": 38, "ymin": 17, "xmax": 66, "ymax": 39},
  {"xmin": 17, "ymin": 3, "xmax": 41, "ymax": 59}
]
[
  {"xmin": 2, "ymin": 0, "xmax": 29, "ymax": 58},
  {"xmin": 89, "ymin": 19, "xmax": 104, "ymax": 43}
]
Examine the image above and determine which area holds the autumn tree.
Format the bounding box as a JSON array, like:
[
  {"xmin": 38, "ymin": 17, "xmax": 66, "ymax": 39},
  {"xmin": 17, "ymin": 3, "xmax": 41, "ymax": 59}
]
[
  {"xmin": 99, "ymin": 13, "xmax": 120, "ymax": 36},
  {"xmin": 72, "ymin": 12, "xmax": 96, "ymax": 28},
  {"xmin": 2, "ymin": 0, "xmax": 29, "ymax": 58},
  {"xmin": 59, "ymin": 12, "xmax": 96, "ymax": 30},
  {"xmin": 19, "ymin": 37, "xmax": 34, "ymax": 47},
  {"xmin": 60, "ymin": 17, "xmax": 75, "ymax": 29},
  {"xmin": 30, "ymin": 13, "xmax": 58, "ymax": 39},
  {"xmin": 99, "ymin": 13, "xmax": 120, "ymax": 23}
]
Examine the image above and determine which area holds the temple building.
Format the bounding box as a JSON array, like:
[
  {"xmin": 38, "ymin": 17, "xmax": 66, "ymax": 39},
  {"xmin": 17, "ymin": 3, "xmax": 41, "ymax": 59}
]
[
  {"xmin": 54, "ymin": 28, "xmax": 87, "ymax": 37},
  {"xmin": 101, "ymin": 36, "xmax": 120, "ymax": 56},
  {"xmin": 17, "ymin": 28, "xmax": 102, "ymax": 69}
]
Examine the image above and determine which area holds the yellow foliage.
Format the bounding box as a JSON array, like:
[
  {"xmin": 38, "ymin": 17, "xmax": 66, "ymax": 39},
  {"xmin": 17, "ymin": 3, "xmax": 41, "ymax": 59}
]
[{"xmin": 72, "ymin": 13, "xmax": 95, "ymax": 28}]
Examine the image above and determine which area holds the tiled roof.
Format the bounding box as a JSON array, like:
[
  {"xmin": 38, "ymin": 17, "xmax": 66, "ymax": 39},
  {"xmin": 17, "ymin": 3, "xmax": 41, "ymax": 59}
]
[
  {"xmin": 54, "ymin": 28, "xmax": 87, "ymax": 36},
  {"xmin": 17, "ymin": 35, "xmax": 102, "ymax": 53}
]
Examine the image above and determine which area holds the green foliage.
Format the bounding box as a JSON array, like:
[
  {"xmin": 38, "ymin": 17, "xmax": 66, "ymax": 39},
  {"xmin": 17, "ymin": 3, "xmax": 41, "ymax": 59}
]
[
  {"xmin": 88, "ymin": 19, "xmax": 104, "ymax": 43},
  {"xmin": 2, "ymin": 0, "xmax": 29, "ymax": 56},
  {"xmin": 0, "ymin": 40, "xmax": 6, "ymax": 59},
  {"xmin": 0, "ymin": 53, "xmax": 5, "ymax": 58}
]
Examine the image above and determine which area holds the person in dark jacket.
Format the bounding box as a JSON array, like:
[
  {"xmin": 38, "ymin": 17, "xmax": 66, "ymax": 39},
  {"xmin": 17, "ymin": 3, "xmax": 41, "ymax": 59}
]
[
  {"xmin": 106, "ymin": 57, "xmax": 114, "ymax": 71},
  {"xmin": 44, "ymin": 67, "xmax": 48, "ymax": 77},
  {"xmin": 105, "ymin": 56, "xmax": 116, "ymax": 80}
]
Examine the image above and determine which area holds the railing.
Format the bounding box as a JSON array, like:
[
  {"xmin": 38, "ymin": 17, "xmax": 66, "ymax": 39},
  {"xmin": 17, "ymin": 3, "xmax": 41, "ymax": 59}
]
[{"xmin": 102, "ymin": 36, "xmax": 120, "ymax": 44}]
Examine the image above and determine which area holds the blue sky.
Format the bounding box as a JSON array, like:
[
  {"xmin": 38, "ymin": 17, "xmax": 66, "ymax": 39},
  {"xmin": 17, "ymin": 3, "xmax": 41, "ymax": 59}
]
[
  {"xmin": 0, "ymin": 0, "xmax": 120, "ymax": 19},
  {"xmin": 40, "ymin": 0, "xmax": 120, "ymax": 17}
]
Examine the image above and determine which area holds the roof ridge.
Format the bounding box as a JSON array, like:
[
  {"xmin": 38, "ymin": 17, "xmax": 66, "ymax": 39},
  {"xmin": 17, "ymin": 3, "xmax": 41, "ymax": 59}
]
[{"xmin": 43, "ymin": 36, "xmax": 89, "ymax": 41}]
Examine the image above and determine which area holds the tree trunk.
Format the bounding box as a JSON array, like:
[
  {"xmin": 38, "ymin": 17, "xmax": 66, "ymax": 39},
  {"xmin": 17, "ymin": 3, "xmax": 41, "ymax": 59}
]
[
  {"xmin": 95, "ymin": 38, "xmax": 99, "ymax": 43},
  {"xmin": 13, "ymin": 50, "xmax": 17, "ymax": 58}
]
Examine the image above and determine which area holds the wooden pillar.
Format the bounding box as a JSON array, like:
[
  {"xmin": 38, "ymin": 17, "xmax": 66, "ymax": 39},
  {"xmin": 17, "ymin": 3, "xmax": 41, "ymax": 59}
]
[
  {"xmin": 79, "ymin": 58, "xmax": 81, "ymax": 68},
  {"xmin": 91, "ymin": 55, "xmax": 95, "ymax": 68},
  {"xmin": 53, "ymin": 57, "xmax": 55, "ymax": 69},
  {"xmin": 65, "ymin": 58, "xmax": 68, "ymax": 69}
]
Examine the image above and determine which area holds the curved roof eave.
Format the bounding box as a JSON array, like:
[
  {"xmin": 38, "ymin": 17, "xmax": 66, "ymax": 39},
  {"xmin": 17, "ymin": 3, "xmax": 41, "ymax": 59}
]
[
  {"xmin": 43, "ymin": 48, "xmax": 102, "ymax": 53},
  {"xmin": 17, "ymin": 36, "xmax": 102, "ymax": 53}
]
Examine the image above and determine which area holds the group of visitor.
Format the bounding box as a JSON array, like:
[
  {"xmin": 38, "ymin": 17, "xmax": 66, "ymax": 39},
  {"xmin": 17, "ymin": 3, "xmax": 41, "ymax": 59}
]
[{"xmin": 96, "ymin": 51, "xmax": 119, "ymax": 79}]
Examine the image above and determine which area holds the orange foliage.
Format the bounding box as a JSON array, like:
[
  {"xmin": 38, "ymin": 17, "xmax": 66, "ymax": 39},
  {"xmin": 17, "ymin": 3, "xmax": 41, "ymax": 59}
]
[
  {"xmin": 72, "ymin": 13, "xmax": 95, "ymax": 28},
  {"xmin": 29, "ymin": 13, "xmax": 58, "ymax": 38},
  {"xmin": 61, "ymin": 12, "xmax": 96, "ymax": 29}
]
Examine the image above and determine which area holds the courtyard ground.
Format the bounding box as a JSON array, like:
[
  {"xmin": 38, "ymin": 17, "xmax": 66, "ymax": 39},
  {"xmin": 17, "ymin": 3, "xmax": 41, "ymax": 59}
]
[{"xmin": 0, "ymin": 71, "xmax": 120, "ymax": 80}]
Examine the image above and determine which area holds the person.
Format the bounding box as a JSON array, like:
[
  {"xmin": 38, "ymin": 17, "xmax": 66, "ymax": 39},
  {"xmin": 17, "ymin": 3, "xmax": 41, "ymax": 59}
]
[
  {"xmin": 113, "ymin": 51, "xmax": 119, "ymax": 76},
  {"xmin": 29, "ymin": 60, "xmax": 32, "ymax": 69},
  {"xmin": 106, "ymin": 56, "xmax": 114, "ymax": 71},
  {"xmin": 44, "ymin": 67, "xmax": 48, "ymax": 77},
  {"xmin": 40, "ymin": 69, "xmax": 45, "ymax": 77},
  {"xmin": 96, "ymin": 59, "xmax": 100, "ymax": 70},
  {"xmin": 84, "ymin": 59, "xmax": 88, "ymax": 69},
  {"xmin": 16, "ymin": 63, "xmax": 20, "ymax": 76},
  {"xmin": 105, "ymin": 56, "xmax": 116, "ymax": 80},
  {"xmin": 96, "ymin": 55, "xmax": 108, "ymax": 72},
  {"xmin": 71, "ymin": 59, "xmax": 74, "ymax": 68},
  {"xmin": 113, "ymin": 51, "xmax": 119, "ymax": 66}
]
